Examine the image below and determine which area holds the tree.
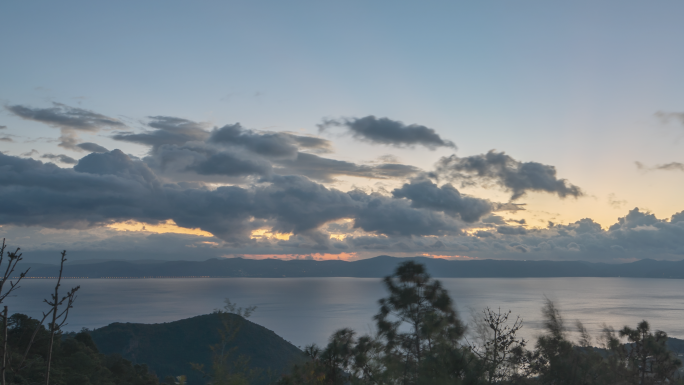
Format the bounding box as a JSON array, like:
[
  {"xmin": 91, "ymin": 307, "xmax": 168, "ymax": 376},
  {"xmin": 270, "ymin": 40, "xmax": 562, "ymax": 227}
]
[
  {"xmin": 192, "ymin": 298, "xmax": 270, "ymax": 385},
  {"xmin": 467, "ymin": 307, "xmax": 527, "ymax": 384},
  {"xmin": 603, "ymin": 320, "xmax": 682, "ymax": 384},
  {"xmin": 43, "ymin": 250, "xmax": 80, "ymax": 385},
  {"xmin": 0, "ymin": 239, "xmax": 29, "ymax": 385},
  {"xmin": 282, "ymin": 263, "xmax": 684, "ymax": 385},
  {"xmin": 280, "ymin": 261, "xmax": 480, "ymax": 385},
  {"xmin": 374, "ymin": 261, "xmax": 469, "ymax": 385},
  {"xmin": 527, "ymin": 299, "xmax": 652, "ymax": 385},
  {"xmin": 2, "ymin": 314, "xmax": 159, "ymax": 384}
]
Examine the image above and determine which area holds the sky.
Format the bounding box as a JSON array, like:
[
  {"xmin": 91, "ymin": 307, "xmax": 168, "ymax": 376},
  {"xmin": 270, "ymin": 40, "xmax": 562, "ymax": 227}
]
[{"xmin": 1, "ymin": 1, "xmax": 683, "ymax": 263}]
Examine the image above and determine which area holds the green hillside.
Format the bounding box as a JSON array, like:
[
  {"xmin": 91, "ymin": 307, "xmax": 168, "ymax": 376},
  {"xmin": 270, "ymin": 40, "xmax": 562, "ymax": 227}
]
[{"xmin": 90, "ymin": 313, "xmax": 304, "ymax": 384}]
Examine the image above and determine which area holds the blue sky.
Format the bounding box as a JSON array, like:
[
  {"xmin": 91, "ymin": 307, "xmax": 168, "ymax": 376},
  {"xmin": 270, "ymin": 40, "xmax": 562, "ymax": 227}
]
[{"xmin": 1, "ymin": 1, "xmax": 684, "ymax": 262}]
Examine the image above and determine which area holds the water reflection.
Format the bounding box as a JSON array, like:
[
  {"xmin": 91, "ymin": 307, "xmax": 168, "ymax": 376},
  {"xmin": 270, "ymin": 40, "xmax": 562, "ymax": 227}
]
[{"xmin": 6, "ymin": 277, "xmax": 684, "ymax": 348}]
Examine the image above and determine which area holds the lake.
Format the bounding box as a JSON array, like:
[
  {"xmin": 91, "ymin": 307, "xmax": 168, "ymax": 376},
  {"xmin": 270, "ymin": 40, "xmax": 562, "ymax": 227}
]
[{"xmin": 6, "ymin": 277, "xmax": 684, "ymax": 348}]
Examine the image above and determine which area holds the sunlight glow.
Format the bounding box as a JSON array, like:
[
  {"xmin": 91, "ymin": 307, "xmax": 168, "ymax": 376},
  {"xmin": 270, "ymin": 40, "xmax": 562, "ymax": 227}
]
[
  {"xmin": 223, "ymin": 252, "xmax": 360, "ymax": 261},
  {"xmin": 420, "ymin": 253, "xmax": 478, "ymax": 260},
  {"xmin": 108, "ymin": 220, "xmax": 214, "ymax": 237},
  {"xmin": 250, "ymin": 229, "xmax": 293, "ymax": 240}
]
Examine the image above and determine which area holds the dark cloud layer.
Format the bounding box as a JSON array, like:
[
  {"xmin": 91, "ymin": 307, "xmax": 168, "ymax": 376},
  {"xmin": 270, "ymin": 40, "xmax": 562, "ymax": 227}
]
[
  {"xmin": 437, "ymin": 150, "xmax": 582, "ymax": 200},
  {"xmin": 6, "ymin": 103, "xmax": 124, "ymax": 131},
  {"xmin": 11, "ymin": 108, "xmax": 674, "ymax": 261},
  {"xmin": 319, "ymin": 116, "xmax": 455, "ymax": 149},
  {"xmin": 0, "ymin": 151, "xmax": 467, "ymax": 244},
  {"xmin": 1, "ymin": 149, "xmax": 682, "ymax": 261},
  {"xmin": 392, "ymin": 180, "xmax": 492, "ymax": 222},
  {"xmin": 496, "ymin": 226, "xmax": 527, "ymax": 235},
  {"xmin": 350, "ymin": 193, "xmax": 462, "ymax": 237},
  {"xmin": 188, "ymin": 149, "xmax": 273, "ymax": 177}
]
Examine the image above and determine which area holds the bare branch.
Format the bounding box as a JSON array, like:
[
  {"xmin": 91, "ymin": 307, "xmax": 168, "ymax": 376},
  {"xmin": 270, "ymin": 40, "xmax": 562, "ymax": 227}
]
[{"xmin": 0, "ymin": 239, "xmax": 30, "ymax": 304}]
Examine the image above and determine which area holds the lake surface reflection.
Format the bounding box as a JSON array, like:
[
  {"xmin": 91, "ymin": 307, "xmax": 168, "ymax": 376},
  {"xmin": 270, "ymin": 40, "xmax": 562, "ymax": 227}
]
[{"xmin": 6, "ymin": 277, "xmax": 684, "ymax": 348}]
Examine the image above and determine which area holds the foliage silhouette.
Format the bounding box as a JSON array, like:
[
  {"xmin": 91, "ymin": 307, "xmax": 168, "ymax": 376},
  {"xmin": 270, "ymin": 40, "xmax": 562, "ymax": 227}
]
[{"xmin": 280, "ymin": 261, "xmax": 683, "ymax": 385}]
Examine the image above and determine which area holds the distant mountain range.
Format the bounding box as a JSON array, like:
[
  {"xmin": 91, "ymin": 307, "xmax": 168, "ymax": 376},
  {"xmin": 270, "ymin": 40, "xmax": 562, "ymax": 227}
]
[{"xmin": 15, "ymin": 255, "xmax": 684, "ymax": 278}]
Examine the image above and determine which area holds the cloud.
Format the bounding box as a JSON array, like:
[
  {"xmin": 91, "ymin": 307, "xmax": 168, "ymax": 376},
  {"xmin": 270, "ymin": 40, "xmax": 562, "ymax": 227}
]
[
  {"xmin": 5, "ymin": 102, "xmax": 124, "ymax": 153},
  {"xmin": 141, "ymin": 142, "xmax": 273, "ymax": 179},
  {"xmin": 474, "ymin": 230, "xmax": 495, "ymax": 238},
  {"xmin": 493, "ymin": 202, "xmax": 526, "ymax": 212},
  {"xmin": 0, "ymin": 125, "xmax": 6, "ymax": 129},
  {"xmin": 56, "ymin": 131, "xmax": 109, "ymax": 152},
  {"xmin": 209, "ymin": 124, "xmax": 301, "ymax": 158},
  {"xmin": 283, "ymin": 133, "xmax": 333, "ymax": 154},
  {"xmin": 318, "ymin": 116, "xmax": 456, "ymax": 149},
  {"xmin": 0, "ymin": 151, "xmax": 163, "ymax": 229},
  {"xmin": 118, "ymin": 118, "xmax": 333, "ymax": 158},
  {"xmin": 275, "ymin": 152, "xmax": 420, "ymax": 183},
  {"xmin": 6, "ymin": 108, "xmax": 683, "ymax": 262},
  {"xmin": 6, "ymin": 103, "xmax": 124, "ymax": 131},
  {"xmin": 21, "ymin": 149, "xmax": 38, "ymax": 157},
  {"xmin": 41, "ymin": 153, "xmax": 78, "ymax": 164},
  {"xmin": 349, "ymin": 191, "xmax": 464, "ymax": 236},
  {"xmin": 655, "ymin": 111, "xmax": 684, "ymax": 126},
  {"xmin": 496, "ymin": 226, "xmax": 527, "ymax": 235},
  {"xmin": 436, "ymin": 150, "xmax": 583, "ymax": 200},
  {"xmin": 0, "ymin": 137, "xmax": 12, "ymax": 142},
  {"xmin": 671, "ymin": 210, "xmax": 684, "ymax": 224},
  {"xmin": 112, "ymin": 116, "xmax": 210, "ymax": 148},
  {"xmin": 111, "ymin": 117, "xmax": 421, "ymax": 183},
  {"xmin": 391, "ymin": 180, "xmax": 493, "ymax": 222},
  {"xmin": 2, "ymin": 155, "xmax": 683, "ymax": 262},
  {"xmin": 186, "ymin": 148, "xmax": 273, "ymax": 177},
  {"xmin": 636, "ymin": 161, "xmax": 684, "ymax": 172},
  {"xmin": 655, "ymin": 162, "xmax": 684, "ymax": 172},
  {"xmin": 0, "ymin": 224, "xmax": 226, "ymax": 263},
  {"xmin": 77, "ymin": 142, "xmax": 109, "ymax": 153},
  {"xmin": 0, "ymin": 151, "xmax": 466, "ymax": 243},
  {"xmin": 608, "ymin": 208, "xmax": 658, "ymax": 231},
  {"xmin": 607, "ymin": 193, "xmax": 627, "ymax": 209},
  {"xmin": 481, "ymin": 214, "xmax": 507, "ymax": 225}
]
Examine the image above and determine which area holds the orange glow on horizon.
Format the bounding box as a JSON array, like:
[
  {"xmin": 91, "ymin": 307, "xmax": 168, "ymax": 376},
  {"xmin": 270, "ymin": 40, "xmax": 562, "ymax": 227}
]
[
  {"xmin": 223, "ymin": 252, "xmax": 360, "ymax": 261},
  {"xmin": 420, "ymin": 253, "xmax": 478, "ymax": 260}
]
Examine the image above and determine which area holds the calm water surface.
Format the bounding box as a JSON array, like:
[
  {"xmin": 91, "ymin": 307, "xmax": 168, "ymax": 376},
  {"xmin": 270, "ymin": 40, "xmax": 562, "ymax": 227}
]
[{"xmin": 7, "ymin": 277, "xmax": 684, "ymax": 348}]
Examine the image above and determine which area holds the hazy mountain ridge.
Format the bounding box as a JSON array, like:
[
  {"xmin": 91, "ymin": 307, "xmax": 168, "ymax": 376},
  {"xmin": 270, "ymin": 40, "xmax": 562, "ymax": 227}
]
[{"xmin": 16, "ymin": 255, "xmax": 684, "ymax": 278}]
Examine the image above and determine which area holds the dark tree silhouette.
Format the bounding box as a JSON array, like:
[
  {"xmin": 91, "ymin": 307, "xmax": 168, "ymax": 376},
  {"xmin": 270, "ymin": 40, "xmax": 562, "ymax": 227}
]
[
  {"xmin": 43, "ymin": 250, "xmax": 79, "ymax": 385},
  {"xmin": 467, "ymin": 307, "xmax": 527, "ymax": 384},
  {"xmin": 0, "ymin": 239, "xmax": 29, "ymax": 385}
]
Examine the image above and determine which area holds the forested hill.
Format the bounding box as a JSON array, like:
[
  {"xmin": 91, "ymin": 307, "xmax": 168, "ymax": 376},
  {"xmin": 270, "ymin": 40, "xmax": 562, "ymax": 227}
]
[
  {"xmin": 89, "ymin": 313, "xmax": 304, "ymax": 385},
  {"xmin": 16, "ymin": 255, "xmax": 684, "ymax": 278}
]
